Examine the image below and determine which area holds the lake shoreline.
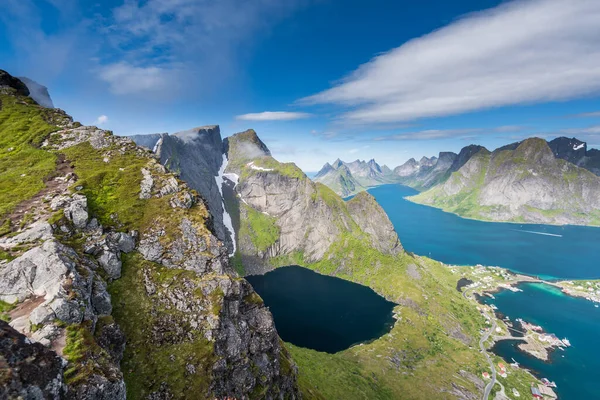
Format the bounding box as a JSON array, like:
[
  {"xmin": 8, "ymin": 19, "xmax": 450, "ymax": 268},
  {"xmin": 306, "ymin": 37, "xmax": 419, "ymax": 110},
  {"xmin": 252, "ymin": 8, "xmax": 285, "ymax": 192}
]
[{"xmin": 405, "ymin": 192, "xmax": 600, "ymax": 229}]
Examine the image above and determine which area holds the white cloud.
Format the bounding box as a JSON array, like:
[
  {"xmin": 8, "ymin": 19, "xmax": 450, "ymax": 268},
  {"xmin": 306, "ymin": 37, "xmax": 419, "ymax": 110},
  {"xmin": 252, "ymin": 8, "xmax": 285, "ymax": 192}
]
[
  {"xmin": 98, "ymin": 62, "xmax": 179, "ymax": 96},
  {"xmin": 236, "ymin": 111, "xmax": 312, "ymax": 121},
  {"xmin": 301, "ymin": 0, "xmax": 600, "ymax": 123},
  {"xmin": 560, "ymin": 125, "xmax": 600, "ymax": 135},
  {"xmin": 348, "ymin": 145, "xmax": 370, "ymax": 154},
  {"xmin": 95, "ymin": 115, "xmax": 109, "ymax": 125}
]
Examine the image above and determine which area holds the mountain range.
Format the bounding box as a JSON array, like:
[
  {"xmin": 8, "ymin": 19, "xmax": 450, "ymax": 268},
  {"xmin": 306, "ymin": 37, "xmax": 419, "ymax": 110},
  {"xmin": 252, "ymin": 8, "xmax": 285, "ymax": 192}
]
[
  {"xmin": 316, "ymin": 137, "xmax": 600, "ymax": 226},
  {"xmin": 314, "ymin": 158, "xmax": 398, "ymax": 197}
]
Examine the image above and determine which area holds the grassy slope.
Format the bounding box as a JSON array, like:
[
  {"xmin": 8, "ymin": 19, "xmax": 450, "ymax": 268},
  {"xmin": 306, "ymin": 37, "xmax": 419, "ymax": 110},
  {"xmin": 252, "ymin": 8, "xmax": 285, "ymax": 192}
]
[
  {"xmin": 239, "ymin": 203, "xmax": 280, "ymax": 252},
  {"xmin": 0, "ymin": 95, "xmax": 58, "ymax": 221},
  {"xmin": 408, "ymin": 152, "xmax": 494, "ymax": 222}
]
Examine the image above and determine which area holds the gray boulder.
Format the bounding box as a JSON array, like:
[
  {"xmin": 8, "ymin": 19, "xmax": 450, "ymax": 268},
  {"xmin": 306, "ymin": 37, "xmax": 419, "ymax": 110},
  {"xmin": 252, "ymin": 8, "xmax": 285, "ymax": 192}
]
[
  {"xmin": 97, "ymin": 249, "xmax": 122, "ymax": 280},
  {"xmin": 63, "ymin": 194, "xmax": 89, "ymax": 229}
]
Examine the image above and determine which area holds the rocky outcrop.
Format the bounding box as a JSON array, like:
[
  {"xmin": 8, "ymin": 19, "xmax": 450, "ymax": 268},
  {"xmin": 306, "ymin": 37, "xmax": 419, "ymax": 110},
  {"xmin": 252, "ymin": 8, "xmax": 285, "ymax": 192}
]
[
  {"xmin": 410, "ymin": 138, "xmax": 600, "ymax": 225},
  {"xmin": 0, "ymin": 69, "xmax": 30, "ymax": 96},
  {"xmin": 346, "ymin": 192, "xmax": 402, "ymax": 254},
  {"xmin": 0, "ymin": 320, "xmax": 65, "ymax": 399}
]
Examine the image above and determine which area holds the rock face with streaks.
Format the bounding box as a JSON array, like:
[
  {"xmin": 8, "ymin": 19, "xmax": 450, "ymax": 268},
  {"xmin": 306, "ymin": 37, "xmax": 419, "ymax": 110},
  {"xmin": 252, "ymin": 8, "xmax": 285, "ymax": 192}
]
[
  {"xmin": 130, "ymin": 126, "xmax": 234, "ymax": 252},
  {"xmin": 224, "ymin": 130, "xmax": 402, "ymax": 275}
]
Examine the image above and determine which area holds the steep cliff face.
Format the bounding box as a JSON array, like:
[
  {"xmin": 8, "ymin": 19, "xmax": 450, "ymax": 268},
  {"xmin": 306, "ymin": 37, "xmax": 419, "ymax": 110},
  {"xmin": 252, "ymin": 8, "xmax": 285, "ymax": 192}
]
[
  {"xmin": 410, "ymin": 138, "xmax": 600, "ymax": 225},
  {"xmin": 131, "ymin": 126, "xmax": 235, "ymax": 253},
  {"xmin": 0, "ymin": 71, "xmax": 299, "ymax": 399},
  {"xmin": 225, "ymin": 131, "xmax": 402, "ymax": 275}
]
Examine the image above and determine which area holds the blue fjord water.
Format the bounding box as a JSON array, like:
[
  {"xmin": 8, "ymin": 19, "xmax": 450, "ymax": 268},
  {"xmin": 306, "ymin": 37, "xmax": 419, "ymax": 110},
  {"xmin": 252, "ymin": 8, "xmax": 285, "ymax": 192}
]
[
  {"xmin": 368, "ymin": 184, "xmax": 600, "ymax": 280},
  {"xmin": 368, "ymin": 184, "xmax": 600, "ymax": 399},
  {"xmin": 481, "ymin": 283, "xmax": 600, "ymax": 399}
]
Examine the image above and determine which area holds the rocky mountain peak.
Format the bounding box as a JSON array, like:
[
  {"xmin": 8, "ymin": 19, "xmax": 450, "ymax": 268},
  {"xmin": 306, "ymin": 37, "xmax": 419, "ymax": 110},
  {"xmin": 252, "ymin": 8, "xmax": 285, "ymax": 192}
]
[
  {"xmin": 514, "ymin": 137, "xmax": 554, "ymax": 163},
  {"xmin": 332, "ymin": 158, "xmax": 344, "ymax": 168},
  {"xmin": 173, "ymin": 125, "xmax": 220, "ymax": 143},
  {"xmin": 451, "ymin": 144, "xmax": 489, "ymax": 172},
  {"xmin": 438, "ymin": 151, "xmax": 458, "ymax": 164},
  {"xmin": 224, "ymin": 129, "xmax": 271, "ymax": 165},
  {"xmin": 315, "ymin": 162, "xmax": 334, "ymax": 178},
  {"xmin": 0, "ymin": 69, "xmax": 29, "ymax": 97}
]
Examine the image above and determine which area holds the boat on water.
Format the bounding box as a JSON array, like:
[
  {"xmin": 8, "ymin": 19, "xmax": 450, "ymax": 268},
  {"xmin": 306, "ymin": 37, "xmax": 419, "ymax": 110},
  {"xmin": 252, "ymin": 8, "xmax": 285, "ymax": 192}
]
[
  {"xmin": 561, "ymin": 338, "xmax": 571, "ymax": 347},
  {"xmin": 484, "ymin": 293, "xmax": 496, "ymax": 299},
  {"xmin": 490, "ymin": 304, "xmax": 498, "ymax": 310},
  {"xmin": 541, "ymin": 378, "xmax": 557, "ymax": 388}
]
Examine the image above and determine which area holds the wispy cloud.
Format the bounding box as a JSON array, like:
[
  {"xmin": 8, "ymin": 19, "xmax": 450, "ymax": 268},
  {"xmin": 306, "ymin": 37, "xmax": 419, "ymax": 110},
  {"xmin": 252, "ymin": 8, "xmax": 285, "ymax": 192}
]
[
  {"xmin": 572, "ymin": 111, "xmax": 600, "ymax": 118},
  {"xmin": 236, "ymin": 111, "xmax": 312, "ymax": 121},
  {"xmin": 301, "ymin": 0, "xmax": 600, "ymax": 123},
  {"xmin": 374, "ymin": 125, "xmax": 527, "ymax": 141},
  {"xmin": 98, "ymin": 62, "xmax": 180, "ymax": 96},
  {"xmin": 95, "ymin": 115, "xmax": 109, "ymax": 125},
  {"xmin": 348, "ymin": 145, "xmax": 370, "ymax": 154},
  {"xmin": 310, "ymin": 129, "xmax": 356, "ymax": 142},
  {"xmin": 560, "ymin": 125, "xmax": 600, "ymax": 135},
  {"xmin": 374, "ymin": 129, "xmax": 481, "ymax": 141}
]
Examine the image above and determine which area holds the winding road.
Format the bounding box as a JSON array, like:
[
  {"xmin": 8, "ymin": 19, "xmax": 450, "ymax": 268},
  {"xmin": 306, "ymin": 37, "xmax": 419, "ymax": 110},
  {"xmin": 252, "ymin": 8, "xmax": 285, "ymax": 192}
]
[
  {"xmin": 480, "ymin": 315, "xmax": 497, "ymax": 400},
  {"xmin": 462, "ymin": 287, "xmax": 498, "ymax": 400}
]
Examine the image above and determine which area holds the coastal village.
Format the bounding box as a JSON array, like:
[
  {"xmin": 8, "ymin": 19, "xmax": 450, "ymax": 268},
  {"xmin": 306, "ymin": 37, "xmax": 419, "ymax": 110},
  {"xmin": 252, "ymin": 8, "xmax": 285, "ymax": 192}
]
[{"xmin": 444, "ymin": 263, "xmax": 599, "ymax": 400}]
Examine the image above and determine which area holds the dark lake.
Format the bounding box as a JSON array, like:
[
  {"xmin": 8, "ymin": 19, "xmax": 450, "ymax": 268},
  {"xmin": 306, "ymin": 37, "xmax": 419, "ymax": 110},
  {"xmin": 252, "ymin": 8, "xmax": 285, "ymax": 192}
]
[{"xmin": 246, "ymin": 266, "xmax": 397, "ymax": 353}]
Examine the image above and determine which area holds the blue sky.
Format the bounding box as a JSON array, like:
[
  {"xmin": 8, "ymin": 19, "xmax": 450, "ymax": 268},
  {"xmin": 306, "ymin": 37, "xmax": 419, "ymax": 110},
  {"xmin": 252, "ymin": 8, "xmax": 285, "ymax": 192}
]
[{"xmin": 2, "ymin": 0, "xmax": 600, "ymax": 171}]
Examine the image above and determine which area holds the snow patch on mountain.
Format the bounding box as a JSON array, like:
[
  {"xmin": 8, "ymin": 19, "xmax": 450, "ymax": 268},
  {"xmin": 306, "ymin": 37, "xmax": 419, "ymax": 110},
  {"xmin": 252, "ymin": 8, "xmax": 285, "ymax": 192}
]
[{"xmin": 216, "ymin": 154, "xmax": 236, "ymax": 255}]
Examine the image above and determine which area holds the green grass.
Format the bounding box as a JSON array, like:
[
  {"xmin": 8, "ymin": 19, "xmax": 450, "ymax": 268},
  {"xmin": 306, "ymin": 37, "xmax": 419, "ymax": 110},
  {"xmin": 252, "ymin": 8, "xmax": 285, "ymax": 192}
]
[
  {"xmin": 231, "ymin": 251, "xmax": 246, "ymax": 275},
  {"xmin": 0, "ymin": 94, "xmax": 58, "ymax": 221},
  {"xmin": 109, "ymin": 253, "xmax": 216, "ymax": 399},
  {"xmin": 0, "ymin": 299, "xmax": 16, "ymax": 321},
  {"xmin": 63, "ymin": 322, "xmax": 116, "ymax": 386},
  {"xmin": 239, "ymin": 203, "xmax": 280, "ymax": 252},
  {"xmin": 62, "ymin": 142, "xmax": 150, "ymax": 229}
]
